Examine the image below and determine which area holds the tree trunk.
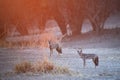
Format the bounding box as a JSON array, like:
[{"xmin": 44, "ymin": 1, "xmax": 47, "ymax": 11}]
[
  {"xmin": 54, "ymin": 13, "xmax": 66, "ymax": 34},
  {"xmin": 75, "ymin": 23, "xmax": 82, "ymax": 35}
]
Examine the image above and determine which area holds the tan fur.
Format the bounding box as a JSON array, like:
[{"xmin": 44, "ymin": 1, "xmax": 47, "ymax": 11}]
[
  {"xmin": 48, "ymin": 33, "xmax": 67, "ymax": 56},
  {"xmin": 77, "ymin": 49, "xmax": 99, "ymax": 68}
]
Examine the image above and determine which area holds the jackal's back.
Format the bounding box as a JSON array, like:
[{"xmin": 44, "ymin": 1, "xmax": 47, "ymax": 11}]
[{"xmin": 82, "ymin": 54, "xmax": 97, "ymax": 59}]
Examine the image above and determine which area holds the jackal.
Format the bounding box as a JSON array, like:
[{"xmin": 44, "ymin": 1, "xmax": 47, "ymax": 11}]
[
  {"xmin": 48, "ymin": 33, "xmax": 67, "ymax": 56},
  {"xmin": 48, "ymin": 40, "xmax": 62, "ymax": 56},
  {"xmin": 77, "ymin": 49, "xmax": 99, "ymax": 68}
]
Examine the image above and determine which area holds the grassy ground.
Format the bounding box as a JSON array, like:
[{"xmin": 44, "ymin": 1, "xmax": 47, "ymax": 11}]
[{"xmin": 0, "ymin": 29, "xmax": 120, "ymax": 80}]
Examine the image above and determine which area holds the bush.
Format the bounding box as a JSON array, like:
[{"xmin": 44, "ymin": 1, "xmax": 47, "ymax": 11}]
[
  {"xmin": 34, "ymin": 59, "xmax": 54, "ymax": 73},
  {"xmin": 14, "ymin": 59, "xmax": 71, "ymax": 75},
  {"xmin": 14, "ymin": 61, "xmax": 32, "ymax": 73}
]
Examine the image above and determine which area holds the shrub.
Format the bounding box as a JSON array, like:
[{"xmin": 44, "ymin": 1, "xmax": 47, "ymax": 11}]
[
  {"xmin": 14, "ymin": 58, "xmax": 72, "ymax": 75},
  {"xmin": 34, "ymin": 59, "xmax": 54, "ymax": 73},
  {"xmin": 52, "ymin": 65, "xmax": 70, "ymax": 74},
  {"xmin": 14, "ymin": 61, "xmax": 32, "ymax": 73}
]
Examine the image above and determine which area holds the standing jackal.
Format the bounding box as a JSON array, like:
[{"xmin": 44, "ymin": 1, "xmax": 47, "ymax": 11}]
[
  {"xmin": 48, "ymin": 33, "xmax": 67, "ymax": 56},
  {"xmin": 77, "ymin": 49, "xmax": 99, "ymax": 68},
  {"xmin": 48, "ymin": 40, "xmax": 62, "ymax": 56}
]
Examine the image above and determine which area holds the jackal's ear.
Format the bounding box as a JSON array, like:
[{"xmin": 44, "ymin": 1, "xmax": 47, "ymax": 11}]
[
  {"xmin": 48, "ymin": 40, "xmax": 52, "ymax": 44},
  {"xmin": 48, "ymin": 40, "xmax": 50, "ymax": 44},
  {"xmin": 78, "ymin": 48, "xmax": 82, "ymax": 53},
  {"xmin": 77, "ymin": 50, "xmax": 80, "ymax": 53},
  {"xmin": 80, "ymin": 49, "xmax": 82, "ymax": 53}
]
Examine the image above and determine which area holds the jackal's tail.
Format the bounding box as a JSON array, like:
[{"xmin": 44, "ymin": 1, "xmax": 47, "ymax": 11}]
[
  {"xmin": 93, "ymin": 56, "xmax": 99, "ymax": 66},
  {"xmin": 56, "ymin": 46, "xmax": 62, "ymax": 54}
]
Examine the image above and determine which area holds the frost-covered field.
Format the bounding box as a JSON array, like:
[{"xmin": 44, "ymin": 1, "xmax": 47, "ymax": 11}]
[
  {"xmin": 0, "ymin": 14, "xmax": 120, "ymax": 80},
  {"xmin": 0, "ymin": 40, "xmax": 120, "ymax": 80}
]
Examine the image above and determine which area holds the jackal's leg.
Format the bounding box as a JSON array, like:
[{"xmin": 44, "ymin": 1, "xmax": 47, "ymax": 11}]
[
  {"xmin": 50, "ymin": 49, "xmax": 53, "ymax": 56},
  {"xmin": 92, "ymin": 58, "xmax": 96, "ymax": 68},
  {"xmin": 83, "ymin": 59, "xmax": 86, "ymax": 68}
]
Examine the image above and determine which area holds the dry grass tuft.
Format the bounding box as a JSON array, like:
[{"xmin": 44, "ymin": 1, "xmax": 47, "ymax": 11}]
[
  {"xmin": 33, "ymin": 59, "xmax": 54, "ymax": 73},
  {"xmin": 0, "ymin": 40, "xmax": 9, "ymax": 48},
  {"xmin": 14, "ymin": 61, "xmax": 32, "ymax": 73},
  {"xmin": 14, "ymin": 58, "xmax": 72, "ymax": 75},
  {"xmin": 14, "ymin": 59, "xmax": 54, "ymax": 74},
  {"xmin": 52, "ymin": 65, "xmax": 71, "ymax": 74}
]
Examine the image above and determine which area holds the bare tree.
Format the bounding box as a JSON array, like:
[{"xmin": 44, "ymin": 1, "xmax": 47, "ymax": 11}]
[
  {"xmin": 85, "ymin": 0, "xmax": 115, "ymax": 33},
  {"xmin": 1, "ymin": 0, "xmax": 119, "ymax": 38},
  {"xmin": 67, "ymin": 0, "xmax": 85, "ymax": 35}
]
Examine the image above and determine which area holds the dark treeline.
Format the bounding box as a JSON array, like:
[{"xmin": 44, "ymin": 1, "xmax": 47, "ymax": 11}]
[{"xmin": 0, "ymin": 0, "xmax": 120, "ymax": 39}]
